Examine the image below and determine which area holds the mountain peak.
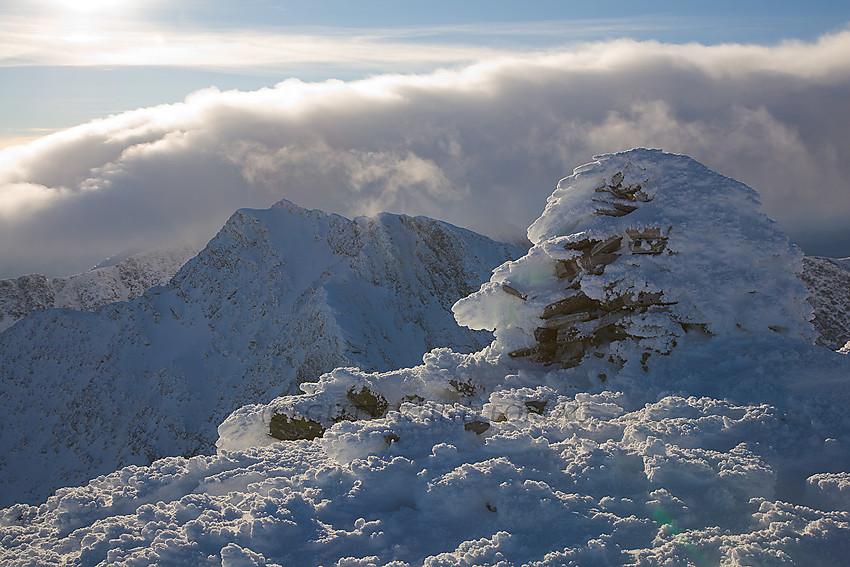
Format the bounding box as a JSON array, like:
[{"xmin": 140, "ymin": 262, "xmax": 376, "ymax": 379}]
[
  {"xmin": 4, "ymin": 151, "xmax": 850, "ymax": 566},
  {"xmin": 0, "ymin": 203, "xmax": 520, "ymax": 506},
  {"xmin": 455, "ymin": 149, "xmax": 813, "ymax": 371}
]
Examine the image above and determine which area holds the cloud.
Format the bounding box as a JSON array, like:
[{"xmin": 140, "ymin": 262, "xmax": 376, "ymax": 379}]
[
  {"xmin": 0, "ymin": 15, "xmax": 517, "ymax": 70},
  {"xmin": 1, "ymin": 12, "xmax": 753, "ymax": 72},
  {"xmin": 2, "ymin": 31, "xmax": 850, "ymax": 277}
]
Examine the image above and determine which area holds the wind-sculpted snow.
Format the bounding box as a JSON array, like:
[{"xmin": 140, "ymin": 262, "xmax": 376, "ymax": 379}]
[
  {"xmin": 2, "ymin": 149, "xmax": 849, "ymax": 565},
  {"xmin": 0, "ymin": 243, "xmax": 199, "ymax": 333},
  {"xmin": 0, "ymin": 202, "xmax": 520, "ymax": 507},
  {"xmin": 3, "ymin": 340, "xmax": 850, "ymax": 566}
]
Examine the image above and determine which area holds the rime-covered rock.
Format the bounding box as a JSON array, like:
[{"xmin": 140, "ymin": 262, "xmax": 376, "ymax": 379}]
[
  {"xmin": 801, "ymin": 256, "xmax": 850, "ymax": 349},
  {"xmin": 454, "ymin": 149, "xmax": 814, "ymax": 371}
]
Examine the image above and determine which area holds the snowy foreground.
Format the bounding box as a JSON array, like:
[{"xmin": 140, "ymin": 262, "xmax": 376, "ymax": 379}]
[{"xmin": 3, "ymin": 149, "xmax": 850, "ymax": 566}]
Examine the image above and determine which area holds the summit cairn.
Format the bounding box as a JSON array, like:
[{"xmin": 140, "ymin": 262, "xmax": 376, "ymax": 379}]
[
  {"xmin": 218, "ymin": 150, "xmax": 816, "ymax": 450},
  {"xmin": 454, "ymin": 149, "xmax": 814, "ymax": 371}
]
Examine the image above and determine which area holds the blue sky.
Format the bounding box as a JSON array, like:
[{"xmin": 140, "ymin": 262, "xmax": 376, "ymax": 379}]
[
  {"xmin": 2, "ymin": 0, "xmax": 849, "ymax": 146},
  {"xmin": 1, "ymin": 0, "xmax": 849, "ymax": 277}
]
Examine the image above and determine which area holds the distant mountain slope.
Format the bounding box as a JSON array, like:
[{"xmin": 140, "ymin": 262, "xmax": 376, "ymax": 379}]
[
  {"xmin": 0, "ymin": 201, "xmax": 521, "ymax": 507},
  {"xmin": 801, "ymin": 256, "xmax": 850, "ymax": 349},
  {"xmin": 5, "ymin": 150, "xmax": 850, "ymax": 567},
  {"xmin": 0, "ymin": 244, "xmax": 199, "ymax": 332}
]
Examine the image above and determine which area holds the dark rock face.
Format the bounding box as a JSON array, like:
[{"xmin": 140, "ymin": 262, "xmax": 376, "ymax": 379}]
[
  {"xmin": 0, "ymin": 274, "xmax": 53, "ymax": 331},
  {"xmin": 508, "ymin": 228, "xmax": 674, "ymax": 369}
]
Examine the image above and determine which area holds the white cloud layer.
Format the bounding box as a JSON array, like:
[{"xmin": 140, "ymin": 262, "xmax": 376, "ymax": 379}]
[{"xmin": 2, "ymin": 31, "xmax": 850, "ymax": 277}]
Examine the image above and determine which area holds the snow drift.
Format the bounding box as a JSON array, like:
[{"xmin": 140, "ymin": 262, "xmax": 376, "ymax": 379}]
[{"xmin": 1, "ymin": 149, "xmax": 849, "ymax": 566}]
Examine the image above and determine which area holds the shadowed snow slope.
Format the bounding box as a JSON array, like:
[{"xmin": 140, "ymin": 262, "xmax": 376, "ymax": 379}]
[
  {"xmin": 0, "ymin": 201, "xmax": 520, "ymax": 507},
  {"xmin": 0, "ymin": 243, "xmax": 200, "ymax": 333},
  {"xmin": 1, "ymin": 150, "xmax": 849, "ymax": 566}
]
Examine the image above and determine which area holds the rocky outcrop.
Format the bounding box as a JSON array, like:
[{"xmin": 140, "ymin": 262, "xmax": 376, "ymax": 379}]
[
  {"xmin": 454, "ymin": 149, "xmax": 813, "ymax": 373},
  {"xmin": 499, "ymin": 167, "xmax": 682, "ymax": 368},
  {"xmin": 507, "ymin": 227, "xmax": 675, "ymax": 368},
  {"xmin": 801, "ymin": 256, "xmax": 850, "ymax": 349}
]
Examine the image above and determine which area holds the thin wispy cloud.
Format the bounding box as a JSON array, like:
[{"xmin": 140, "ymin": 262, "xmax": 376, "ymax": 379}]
[
  {"xmin": 1, "ymin": 31, "xmax": 849, "ymax": 278},
  {"xmin": 0, "ymin": 18, "xmax": 507, "ymax": 69},
  {"xmin": 1, "ymin": 13, "xmax": 805, "ymax": 71}
]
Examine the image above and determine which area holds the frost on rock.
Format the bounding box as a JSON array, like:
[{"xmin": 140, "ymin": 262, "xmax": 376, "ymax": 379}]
[
  {"xmin": 454, "ymin": 148, "xmax": 814, "ymax": 372},
  {"xmin": 5, "ymin": 150, "xmax": 850, "ymax": 567},
  {"xmin": 801, "ymin": 256, "xmax": 850, "ymax": 350}
]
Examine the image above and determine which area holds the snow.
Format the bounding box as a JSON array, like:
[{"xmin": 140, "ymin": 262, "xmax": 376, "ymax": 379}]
[
  {"xmin": 0, "ymin": 202, "xmax": 520, "ymax": 507},
  {"xmin": 2, "ymin": 337, "xmax": 849, "ymax": 566},
  {"xmin": 0, "ymin": 243, "xmax": 199, "ymax": 333},
  {"xmin": 1, "ymin": 149, "xmax": 849, "ymax": 566}
]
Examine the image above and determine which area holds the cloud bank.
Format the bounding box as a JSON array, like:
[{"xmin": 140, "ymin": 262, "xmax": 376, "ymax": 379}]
[{"xmin": 2, "ymin": 31, "xmax": 850, "ymax": 278}]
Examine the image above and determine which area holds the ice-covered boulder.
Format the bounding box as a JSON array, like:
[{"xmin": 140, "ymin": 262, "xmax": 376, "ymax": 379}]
[{"xmin": 454, "ymin": 149, "xmax": 814, "ymax": 372}]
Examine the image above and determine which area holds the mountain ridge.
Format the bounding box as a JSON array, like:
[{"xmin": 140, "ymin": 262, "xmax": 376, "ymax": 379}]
[
  {"xmin": 0, "ymin": 200, "xmax": 521, "ymax": 506},
  {"xmin": 0, "ymin": 243, "xmax": 199, "ymax": 333},
  {"xmin": 3, "ymin": 149, "xmax": 849, "ymax": 566}
]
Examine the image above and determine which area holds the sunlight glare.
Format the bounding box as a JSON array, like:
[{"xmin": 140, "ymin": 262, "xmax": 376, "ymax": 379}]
[{"xmin": 50, "ymin": 0, "xmax": 135, "ymax": 14}]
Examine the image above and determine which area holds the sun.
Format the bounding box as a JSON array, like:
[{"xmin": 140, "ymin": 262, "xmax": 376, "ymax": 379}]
[
  {"xmin": 42, "ymin": 0, "xmax": 143, "ymax": 41},
  {"xmin": 37, "ymin": 0, "xmax": 145, "ymax": 48}
]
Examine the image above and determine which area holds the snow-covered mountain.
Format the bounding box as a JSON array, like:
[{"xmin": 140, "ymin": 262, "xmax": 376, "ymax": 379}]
[
  {"xmin": 4, "ymin": 244, "xmax": 843, "ymax": 351},
  {"xmin": 3, "ymin": 149, "xmax": 848, "ymax": 566},
  {"xmin": 801, "ymin": 256, "xmax": 850, "ymax": 350},
  {"xmin": 0, "ymin": 201, "xmax": 521, "ymax": 507},
  {"xmin": 0, "ymin": 243, "xmax": 199, "ymax": 333}
]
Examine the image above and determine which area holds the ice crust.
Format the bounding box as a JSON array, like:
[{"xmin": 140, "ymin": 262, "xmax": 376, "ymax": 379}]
[{"xmin": 2, "ymin": 150, "xmax": 849, "ymax": 566}]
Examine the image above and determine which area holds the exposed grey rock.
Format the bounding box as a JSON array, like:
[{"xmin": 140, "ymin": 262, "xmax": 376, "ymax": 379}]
[{"xmin": 801, "ymin": 256, "xmax": 850, "ymax": 349}]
